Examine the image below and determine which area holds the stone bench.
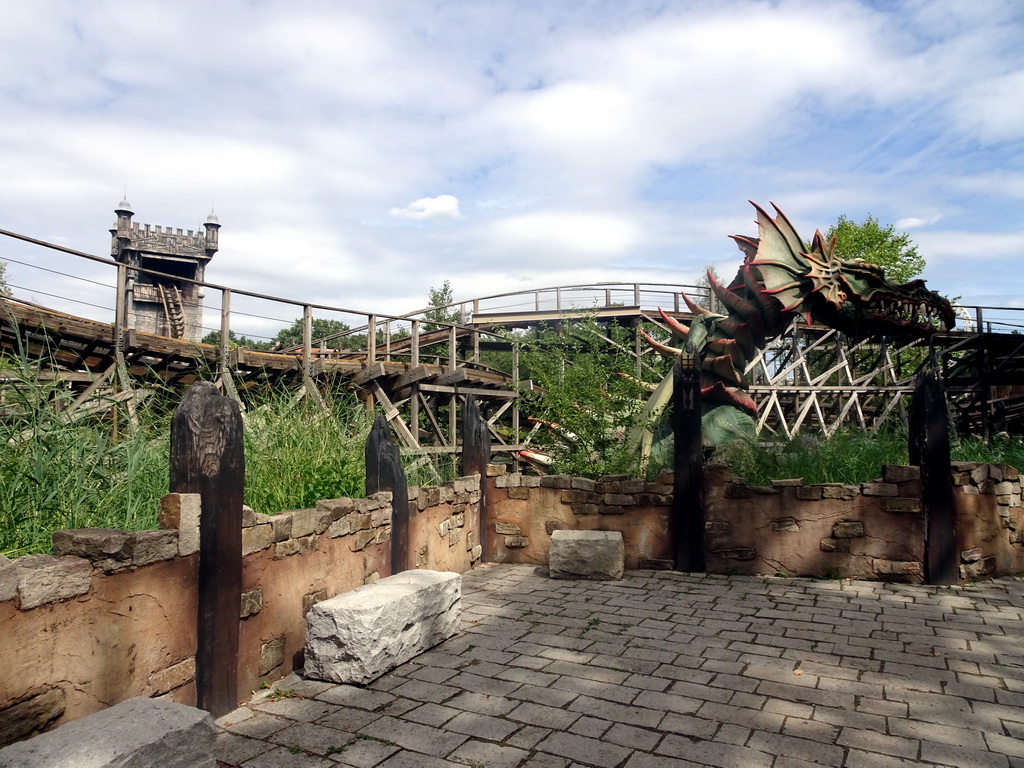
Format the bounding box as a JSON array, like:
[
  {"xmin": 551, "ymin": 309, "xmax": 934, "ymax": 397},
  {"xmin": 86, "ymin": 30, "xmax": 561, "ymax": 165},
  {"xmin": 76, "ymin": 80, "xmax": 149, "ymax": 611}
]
[
  {"xmin": 549, "ymin": 529, "xmax": 624, "ymax": 580},
  {"xmin": 0, "ymin": 697, "xmax": 216, "ymax": 768},
  {"xmin": 304, "ymin": 569, "xmax": 461, "ymax": 685}
]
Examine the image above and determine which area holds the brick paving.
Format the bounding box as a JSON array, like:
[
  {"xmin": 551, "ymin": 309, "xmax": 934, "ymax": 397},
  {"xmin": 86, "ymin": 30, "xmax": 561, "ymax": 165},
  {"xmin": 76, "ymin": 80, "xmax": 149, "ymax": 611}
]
[{"xmin": 216, "ymin": 564, "xmax": 1024, "ymax": 767}]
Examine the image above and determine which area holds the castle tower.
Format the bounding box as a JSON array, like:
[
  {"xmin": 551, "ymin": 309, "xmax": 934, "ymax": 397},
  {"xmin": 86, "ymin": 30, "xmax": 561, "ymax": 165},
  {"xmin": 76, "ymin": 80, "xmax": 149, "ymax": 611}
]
[{"xmin": 110, "ymin": 201, "xmax": 219, "ymax": 342}]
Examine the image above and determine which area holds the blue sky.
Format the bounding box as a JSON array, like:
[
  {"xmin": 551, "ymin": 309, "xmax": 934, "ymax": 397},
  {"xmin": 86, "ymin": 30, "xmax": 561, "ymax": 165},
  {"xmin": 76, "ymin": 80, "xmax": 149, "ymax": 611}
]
[{"xmin": 1, "ymin": 0, "xmax": 1022, "ymax": 338}]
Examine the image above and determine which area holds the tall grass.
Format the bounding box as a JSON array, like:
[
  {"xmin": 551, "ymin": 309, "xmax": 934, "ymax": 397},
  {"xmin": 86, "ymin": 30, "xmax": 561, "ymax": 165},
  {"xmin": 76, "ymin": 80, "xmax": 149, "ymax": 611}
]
[
  {"xmin": 716, "ymin": 427, "xmax": 1024, "ymax": 486},
  {"xmin": 243, "ymin": 389, "xmax": 370, "ymax": 513},
  {"xmin": 714, "ymin": 429, "xmax": 911, "ymax": 485},
  {"xmin": 0, "ymin": 356, "xmax": 373, "ymax": 557},
  {"xmin": 0, "ymin": 356, "xmax": 170, "ymax": 557}
]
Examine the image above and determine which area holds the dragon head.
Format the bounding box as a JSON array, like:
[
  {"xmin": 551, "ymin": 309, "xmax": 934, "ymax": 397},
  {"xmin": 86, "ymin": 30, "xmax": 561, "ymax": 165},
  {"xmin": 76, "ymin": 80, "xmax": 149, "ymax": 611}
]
[{"xmin": 735, "ymin": 202, "xmax": 955, "ymax": 339}]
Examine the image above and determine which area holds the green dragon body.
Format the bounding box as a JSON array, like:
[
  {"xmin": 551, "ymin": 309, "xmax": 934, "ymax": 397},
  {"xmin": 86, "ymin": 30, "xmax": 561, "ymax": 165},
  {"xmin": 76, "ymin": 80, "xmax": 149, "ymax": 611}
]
[{"xmin": 632, "ymin": 201, "xmax": 955, "ymax": 454}]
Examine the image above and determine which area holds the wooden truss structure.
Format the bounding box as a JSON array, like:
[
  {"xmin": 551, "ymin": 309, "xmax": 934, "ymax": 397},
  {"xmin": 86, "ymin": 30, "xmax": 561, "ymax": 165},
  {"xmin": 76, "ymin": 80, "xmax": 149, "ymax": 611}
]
[{"xmin": 746, "ymin": 321, "xmax": 927, "ymax": 439}]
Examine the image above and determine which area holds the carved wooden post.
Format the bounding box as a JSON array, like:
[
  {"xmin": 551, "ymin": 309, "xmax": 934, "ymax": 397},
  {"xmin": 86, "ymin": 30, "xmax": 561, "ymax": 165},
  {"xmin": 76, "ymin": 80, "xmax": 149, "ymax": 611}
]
[
  {"xmin": 909, "ymin": 364, "xmax": 957, "ymax": 584},
  {"xmin": 672, "ymin": 348, "xmax": 705, "ymax": 572},
  {"xmin": 366, "ymin": 414, "xmax": 410, "ymax": 574},
  {"xmin": 169, "ymin": 381, "xmax": 244, "ymax": 718},
  {"xmin": 461, "ymin": 395, "xmax": 491, "ymax": 561}
]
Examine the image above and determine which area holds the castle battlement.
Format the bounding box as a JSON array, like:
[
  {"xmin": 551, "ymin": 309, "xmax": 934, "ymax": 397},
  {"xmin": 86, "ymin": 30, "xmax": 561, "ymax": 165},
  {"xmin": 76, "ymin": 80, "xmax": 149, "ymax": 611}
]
[
  {"xmin": 129, "ymin": 222, "xmax": 210, "ymax": 251},
  {"xmin": 110, "ymin": 200, "xmax": 218, "ymax": 343}
]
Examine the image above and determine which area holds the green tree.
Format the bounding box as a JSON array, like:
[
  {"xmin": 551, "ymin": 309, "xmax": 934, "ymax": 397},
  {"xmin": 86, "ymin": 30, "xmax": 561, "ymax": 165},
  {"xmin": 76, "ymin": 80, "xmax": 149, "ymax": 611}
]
[
  {"xmin": 694, "ymin": 265, "xmax": 723, "ymax": 311},
  {"xmin": 514, "ymin": 317, "xmax": 671, "ymax": 479},
  {"xmin": 424, "ymin": 280, "xmax": 462, "ymax": 330},
  {"xmin": 826, "ymin": 215, "xmax": 925, "ymax": 284},
  {"xmin": 201, "ymin": 329, "xmax": 271, "ymax": 351},
  {"xmin": 272, "ymin": 318, "xmax": 351, "ymax": 349},
  {"xmin": 0, "ymin": 261, "xmax": 9, "ymax": 296}
]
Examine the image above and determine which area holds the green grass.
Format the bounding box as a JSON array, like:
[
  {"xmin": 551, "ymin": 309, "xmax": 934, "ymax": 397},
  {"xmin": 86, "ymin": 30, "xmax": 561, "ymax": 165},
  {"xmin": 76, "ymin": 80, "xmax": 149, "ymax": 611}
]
[
  {"xmin": 0, "ymin": 356, "xmax": 372, "ymax": 557},
  {"xmin": 714, "ymin": 427, "xmax": 1024, "ymax": 486},
  {"xmin": 713, "ymin": 428, "xmax": 911, "ymax": 485},
  {"xmin": 242, "ymin": 387, "xmax": 370, "ymax": 513}
]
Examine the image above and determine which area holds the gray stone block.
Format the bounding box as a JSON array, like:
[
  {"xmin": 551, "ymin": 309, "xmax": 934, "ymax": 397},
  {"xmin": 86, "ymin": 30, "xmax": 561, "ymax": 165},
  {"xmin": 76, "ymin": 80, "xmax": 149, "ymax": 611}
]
[
  {"xmin": 304, "ymin": 570, "xmax": 461, "ymax": 685},
  {"xmin": 0, "ymin": 697, "xmax": 216, "ymax": 768},
  {"xmin": 0, "ymin": 555, "xmax": 17, "ymax": 603},
  {"xmin": 549, "ymin": 529, "xmax": 624, "ymax": 580},
  {"xmin": 15, "ymin": 555, "xmax": 91, "ymax": 610}
]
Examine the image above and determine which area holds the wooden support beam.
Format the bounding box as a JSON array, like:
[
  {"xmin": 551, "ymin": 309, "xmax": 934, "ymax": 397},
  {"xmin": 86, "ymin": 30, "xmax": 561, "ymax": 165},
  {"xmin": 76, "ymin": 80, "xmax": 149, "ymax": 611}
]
[
  {"xmin": 368, "ymin": 381, "xmax": 419, "ymax": 448},
  {"xmin": 63, "ymin": 363, "xmax": 118, "ymax": 416},
  {"xmin": 393, "ymin": 365, "xmax": 432, "ymax": 389},
  {"xmin": 352, "ymin": 362, "xmax": 387, "ymax": 386},
  {"xmin": 435, "ymin": 368, "xmax": 469, "ymax": 386},
  {"xmin": 418, "ymin": 383, "xmax": 516, "ymax": 398},
  {"xmin": 417, "ymin": 391, "xmax": 448, "ymax": 447}
]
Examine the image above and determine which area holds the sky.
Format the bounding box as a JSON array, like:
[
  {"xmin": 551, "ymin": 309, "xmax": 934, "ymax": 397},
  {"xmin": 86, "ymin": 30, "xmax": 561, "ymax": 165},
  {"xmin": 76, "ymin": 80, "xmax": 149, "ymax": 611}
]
[{"xmin": 1, "ymin": 0, "xmax": 1023, "ymax": 340}]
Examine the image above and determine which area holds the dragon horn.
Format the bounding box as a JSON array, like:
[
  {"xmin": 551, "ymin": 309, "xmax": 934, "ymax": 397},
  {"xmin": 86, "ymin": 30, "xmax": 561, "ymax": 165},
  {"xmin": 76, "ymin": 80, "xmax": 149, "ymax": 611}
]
[
  {"xmin": 729, "ymin": 234, "xmax": 759, "ymax": 260},
  {"xmin": 767, "ymin": 202, "xmax": 806, "ymax": 256},
  {"xmin": 707, "ymin": 270, "xmax": 766, "ymax": 346},
  {"xmin": 640, "ymin": 329, "xmax": 682, "ymax": 357},
  {"xmin": 702, "ymin": 381, "xmax": 757, "ymax": 416},
  {"xmin": 681, "ymin": 291, "xmax": 711, "ymax": 316},
  {"xmin": 657, "ymin": 307, "xmax": 691, "ymax": 340},
  {"xmin": 715, "ymin": 316, "xmax": 757, "ymax": 360},
  {"xmin": 703, "ymin": 354, "xmax": 745, "ymax": 388},
  {"xmin": 739, "ymin": 263, "xmax": 784, "ymax": 335},
  {"xmin": 616, "ymin": 371, "xmax": 657, "ymax": 392}
]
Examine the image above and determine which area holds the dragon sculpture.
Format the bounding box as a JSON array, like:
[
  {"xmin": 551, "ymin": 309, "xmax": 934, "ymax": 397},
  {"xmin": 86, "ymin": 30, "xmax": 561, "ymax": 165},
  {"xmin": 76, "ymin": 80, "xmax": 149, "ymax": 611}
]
[{"xmin": 626, "ymin": 201, "xmax": 956, "ymax": 458}]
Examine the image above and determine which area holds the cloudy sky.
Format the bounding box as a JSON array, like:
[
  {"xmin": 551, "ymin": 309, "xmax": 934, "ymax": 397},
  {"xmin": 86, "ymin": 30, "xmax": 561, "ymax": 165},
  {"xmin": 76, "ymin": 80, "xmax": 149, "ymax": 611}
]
[{"xmin": 2, "ymin": 0, "xmax": 1022, "ymax": 339}]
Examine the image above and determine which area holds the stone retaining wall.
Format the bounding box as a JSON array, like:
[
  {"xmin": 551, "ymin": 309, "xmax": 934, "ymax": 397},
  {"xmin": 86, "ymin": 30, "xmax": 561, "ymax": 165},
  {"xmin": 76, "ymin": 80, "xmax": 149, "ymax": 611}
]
[
  {"xmin": 702, "ymin": 464, "xmax": 927, "ymax": 581},
  {"xmin": 5, "ymin": 460, "xmax": 1023, "ymax": 747},
  {"xmin": 488, "ymin": 462, "xmax": 1024, "ymax": 583},
  {"xmin": 0, "ymin": 476, "xmax": 481, "ymax": 747},
  {"xmin": 952, "ymin": 461, "xmax": 1023, "ymax": 579},
  {"xmin": 486, "ymin": 467, "xmax": 673, "ymax": 569}
]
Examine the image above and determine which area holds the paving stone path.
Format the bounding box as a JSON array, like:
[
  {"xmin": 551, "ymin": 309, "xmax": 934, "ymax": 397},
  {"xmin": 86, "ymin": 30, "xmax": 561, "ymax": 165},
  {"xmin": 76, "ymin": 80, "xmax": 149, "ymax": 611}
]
[{"xmin": 216, "ymin": 564, "xmax": 1024, "ymax": 768}]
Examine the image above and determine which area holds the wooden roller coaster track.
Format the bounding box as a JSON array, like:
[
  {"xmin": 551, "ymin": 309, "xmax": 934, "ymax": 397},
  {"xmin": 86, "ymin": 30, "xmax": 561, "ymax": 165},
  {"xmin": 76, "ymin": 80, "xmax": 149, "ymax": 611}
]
[{"xmin": 3, "ymin": 225, "xmax": 1024, "ymax": 468}]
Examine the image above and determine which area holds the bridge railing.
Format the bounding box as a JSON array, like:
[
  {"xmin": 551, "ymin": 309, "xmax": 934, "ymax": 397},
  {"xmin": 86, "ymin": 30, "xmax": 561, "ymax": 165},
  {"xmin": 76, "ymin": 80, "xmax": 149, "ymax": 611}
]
[
  {"xmin": 5, "ymin": 225, "xmax": 1024, "ymax": 373},
  {"xmin": 0, "ymin": 227, "xmax": 508, "ymax": 378},
  {"xmin": 390, "ymin": 282, "xmax": 716, "ymax": 326}
]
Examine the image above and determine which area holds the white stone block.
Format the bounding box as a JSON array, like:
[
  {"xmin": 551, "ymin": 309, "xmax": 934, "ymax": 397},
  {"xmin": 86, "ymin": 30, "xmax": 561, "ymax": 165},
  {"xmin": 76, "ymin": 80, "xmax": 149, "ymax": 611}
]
[
  {"xmin": 549, "ymin": 529, "xmax": 624, "ymax": 580},
  {"xmin": 304, "ymin": 570, "xmax": 461, "ymax": 685},
  {"xmin": 0, "ymin": 697, "xmax": 216, "ymax": 768}
]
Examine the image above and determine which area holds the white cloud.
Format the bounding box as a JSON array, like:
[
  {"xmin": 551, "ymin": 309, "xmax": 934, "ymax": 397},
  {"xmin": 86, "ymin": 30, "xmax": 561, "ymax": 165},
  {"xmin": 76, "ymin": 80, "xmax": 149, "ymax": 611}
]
[
  {"xmin": 950, "ymin": 69, "xmax": 1024, "ymax": 144},
  {"xmin": 895, "ymin": 215, "xmax": 943, "ymax": 229},
  {"xmin": 485, "ymin": 211, "xmax": 639, "ymax": 262},
  {"xmin": 0, "ymin": 0, "xmax": 1022, "ymax": 313},
  {"xmin": 389, "ymin": 195, "xmax": 464, "ymax": 221}
]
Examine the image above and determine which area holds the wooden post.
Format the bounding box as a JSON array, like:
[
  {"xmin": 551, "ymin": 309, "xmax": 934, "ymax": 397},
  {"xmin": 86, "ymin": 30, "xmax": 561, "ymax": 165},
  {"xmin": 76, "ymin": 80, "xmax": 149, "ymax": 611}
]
[
  {"xmin": 302, "ymin": 305, "xmax": 313, "ymax": 375},
  {"xmin": 219, "ymin": 288, "xmax": 231, "ymax": 383},
  {"xmin": 366, "ymin": 414, "xmax": 410, "ymax": 574},
  {"xmin": 672, "ymin": 349, "xmax": 705, "ymax": 572},
  {"xmin": 461, "ymin": 395, "xmax": 491, "ymax": 561},
  {"xmin": 169, "ymin": 381, "xmax": 244, "ymax": 718},
  {"xmin": 909, "ymin": 364, "xmax": 957, "ymax": 585},
  {"xmin": 367, "ymin": 314, "xmax": 377, "ymax": 365},
  {"xmin": 114, "ymin": 262, "xmax": 127, "ymax": 363}
]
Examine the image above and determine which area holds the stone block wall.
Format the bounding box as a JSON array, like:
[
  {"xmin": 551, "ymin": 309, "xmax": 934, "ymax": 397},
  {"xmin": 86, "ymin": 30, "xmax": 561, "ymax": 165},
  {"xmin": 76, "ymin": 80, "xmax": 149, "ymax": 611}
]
[
  {"xmin": 487, "ymin": 462, "xmax": 1024, "ymax": 583},
  {"xmin": 0, "ymin": 476, "xmax": 482, "ymax": 747},
  {"xmin": 487, "ymin": 467, "xmax": 673, "ymax": 569},
  {"xmin": 952, "ymin": 462, "xmax": 1024, "ymax": 579},
  {"xmin": 701, "ymin": 464, "xmax": 927, "ymax": 582}
]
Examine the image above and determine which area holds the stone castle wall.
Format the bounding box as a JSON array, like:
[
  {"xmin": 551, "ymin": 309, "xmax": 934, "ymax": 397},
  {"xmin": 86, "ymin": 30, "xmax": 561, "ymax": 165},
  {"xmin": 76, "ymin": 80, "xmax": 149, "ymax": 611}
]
[
  {"xmin": 3, "ymin": 461, "xmax": 1023, "ymax": 746},
  {"xmin": 0, "ymin": 475, "xmax": 482, "ymax": 747},
  {"xmin": 487, "ymin": 462, "xmax": 1024, "ymax": 584}
]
